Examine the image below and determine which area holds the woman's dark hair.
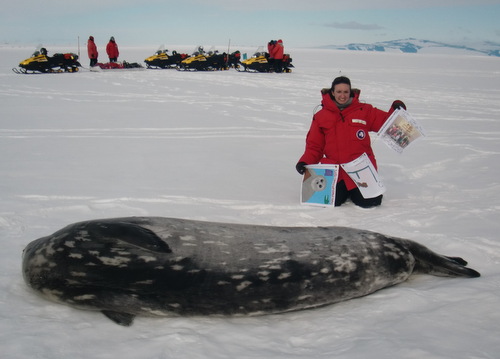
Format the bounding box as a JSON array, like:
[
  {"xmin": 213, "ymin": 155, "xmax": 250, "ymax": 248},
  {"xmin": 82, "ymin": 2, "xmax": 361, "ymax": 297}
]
[{"xmin": 331, "ymin": 76, "xmax": 351, "ymax": 89}]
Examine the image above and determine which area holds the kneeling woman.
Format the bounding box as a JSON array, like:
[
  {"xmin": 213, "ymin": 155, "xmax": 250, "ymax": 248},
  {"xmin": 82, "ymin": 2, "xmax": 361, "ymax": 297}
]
[{"xmin": 296, "ymin": 76, "xmax": 406, "ymax": 208}]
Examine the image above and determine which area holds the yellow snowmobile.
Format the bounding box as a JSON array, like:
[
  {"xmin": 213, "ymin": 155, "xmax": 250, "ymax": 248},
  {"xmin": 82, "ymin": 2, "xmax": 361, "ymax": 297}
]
[
  {"xmin": 239, "ymin": 47, "xmax": 293, "ymax": 73},
  {"xmin": 144, "ymin": 46, "xmax": 188, "ymax": 69},
  {"xmin": 13, "ymin": 46, "xmax": 81, "ymax": 74},
  {"xmin": 178, "ymin": 46, "xmax": 229, "ymax": 71}
]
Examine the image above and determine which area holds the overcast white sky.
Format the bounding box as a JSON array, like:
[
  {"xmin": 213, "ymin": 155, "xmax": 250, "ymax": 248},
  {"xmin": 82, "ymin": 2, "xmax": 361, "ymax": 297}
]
[{"xmin": 2, "ymin": 0, "xmax": 499, "ymax": 48}]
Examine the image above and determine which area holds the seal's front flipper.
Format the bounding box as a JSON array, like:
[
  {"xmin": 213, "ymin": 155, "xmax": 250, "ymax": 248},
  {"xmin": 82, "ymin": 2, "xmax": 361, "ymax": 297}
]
[
  {"xmin": 102, "ymin": 310, "xmax": 135, "ymax": 326},
  {"xmin": 85, "ymin": 221, "xmax": 171, "ymax": 253}
]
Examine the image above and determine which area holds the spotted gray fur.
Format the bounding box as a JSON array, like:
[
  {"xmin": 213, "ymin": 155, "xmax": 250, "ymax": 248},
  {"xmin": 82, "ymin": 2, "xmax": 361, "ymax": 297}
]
[{"xmin": 22, "ymin": 217, "xmax": 480, "ymax": 326}]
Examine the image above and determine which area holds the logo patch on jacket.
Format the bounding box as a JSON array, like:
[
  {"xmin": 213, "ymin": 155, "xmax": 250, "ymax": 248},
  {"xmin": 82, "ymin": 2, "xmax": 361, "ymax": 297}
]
[{"xmin": 356, "ymin": 129, "xmax": 366, "ymax": 140}]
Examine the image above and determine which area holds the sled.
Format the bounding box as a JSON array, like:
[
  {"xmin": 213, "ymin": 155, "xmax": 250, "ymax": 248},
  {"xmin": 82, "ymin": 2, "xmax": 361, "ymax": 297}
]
[{"xmin": 91, "ymin": 61, "xmax": 144, "ymax": 71}]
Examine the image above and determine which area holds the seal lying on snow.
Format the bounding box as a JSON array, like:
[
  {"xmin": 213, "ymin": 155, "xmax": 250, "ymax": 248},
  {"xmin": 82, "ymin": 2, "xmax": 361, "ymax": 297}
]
[{"xmin": 22, "ymin": 217, "xmax": 480, "ymax": 326}]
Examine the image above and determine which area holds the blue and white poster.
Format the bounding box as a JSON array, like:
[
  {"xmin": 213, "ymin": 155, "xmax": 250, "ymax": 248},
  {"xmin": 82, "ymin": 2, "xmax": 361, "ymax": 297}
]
[{"xmin": 301, "ymin": 164, "xmax": 339, "ymax": 206}]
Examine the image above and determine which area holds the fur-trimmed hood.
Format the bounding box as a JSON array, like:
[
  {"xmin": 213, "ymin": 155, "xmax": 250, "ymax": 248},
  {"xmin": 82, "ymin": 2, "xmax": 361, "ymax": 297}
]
[
  {"xmin": 321, "ymin": 87, "xmax": 361, "ymax": 96},
  {"xmin": 320, "ymin": 88, "xmax": 361, "ymax": 112}
]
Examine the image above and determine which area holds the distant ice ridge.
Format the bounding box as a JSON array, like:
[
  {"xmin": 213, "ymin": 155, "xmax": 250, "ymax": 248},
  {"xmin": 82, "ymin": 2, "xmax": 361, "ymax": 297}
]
[{"xmin": 321, "ymin": 38, "xmax": 500, "ymax": 56}]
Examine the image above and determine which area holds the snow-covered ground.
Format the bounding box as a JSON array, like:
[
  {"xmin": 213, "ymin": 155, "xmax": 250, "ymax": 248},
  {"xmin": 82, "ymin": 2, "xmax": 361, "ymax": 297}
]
[{"xmin": 1, "ymin": 45, "xmax": 499, "ymax": 359}]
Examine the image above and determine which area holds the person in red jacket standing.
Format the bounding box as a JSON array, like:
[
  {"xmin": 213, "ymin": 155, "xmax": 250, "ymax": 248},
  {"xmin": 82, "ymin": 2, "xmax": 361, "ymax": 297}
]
[
  {"xmin": 106, "ymin": 36, "xmax": 119, "ymax": 63},
  {"xmin": 273, "ymin": 39, "xmax": 284, "ymax": 72},
  {"xmin": 87, "ymin": 36, "xmax": 98, "ymax": 67},
  {"xmin": 267, "ymin": 39, "xmax": 285, "ymax": 72},
  {"xmin": 267, "ymin": 40, "xmax": 276, "ymax": 57},
  {"xmin": 267, "ymin": 40, "xmax": 276, "ymax": 70},
  {"xmin": 296, "ymin": 76, "xmax": 406, "ymax": 208}
]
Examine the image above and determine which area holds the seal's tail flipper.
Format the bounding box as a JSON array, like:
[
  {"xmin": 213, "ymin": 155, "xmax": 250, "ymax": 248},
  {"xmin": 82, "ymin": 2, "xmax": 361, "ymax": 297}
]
[
  {"xmin": 403, "ymin": 239, "xmax": 481, "ymax": 278},
  {"xmin": 430, "ymin": 256, "xmax": 481, "ymax": 278}
]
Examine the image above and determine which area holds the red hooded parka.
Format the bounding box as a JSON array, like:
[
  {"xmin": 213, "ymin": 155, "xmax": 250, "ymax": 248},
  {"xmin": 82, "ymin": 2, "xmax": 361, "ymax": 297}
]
[
  {"xmin": 273, "ymin": 39, "xmax": 284, "ymax": 60},
  {"xmin": 106, "ymin": 39, "xmax": 119, "ymax": 59},
  {"xmin": 267, "ymin": 41, "xmax": 276, "ymax": 57},
  {"xmin": 87, "ymin": 37, "xmax": 98, "ymax": 59},
  {"xmin": 298, "ymin": 89, "xmax": 395, "ymax": 190}
]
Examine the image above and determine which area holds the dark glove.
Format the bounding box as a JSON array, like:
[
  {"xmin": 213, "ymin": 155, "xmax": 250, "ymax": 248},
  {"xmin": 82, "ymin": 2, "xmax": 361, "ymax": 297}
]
[
  {"xmin": 392, "ymin": 100, "xmax": 406, "ymax": 110},
  {"xmin": 296, "ymin": 162, "xmax": 307, "ymax": 175}
]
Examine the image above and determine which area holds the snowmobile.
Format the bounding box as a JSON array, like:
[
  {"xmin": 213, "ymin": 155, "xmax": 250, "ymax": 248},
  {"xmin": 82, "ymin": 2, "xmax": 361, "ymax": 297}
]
[
  {"xmin": 13, "ymin": 47, "xmax": 81, "ymax": 74},
  {"xmin": 144, "ymin": 47, "xmax": 189, "ymax": 69},
  {"xmin": 178, "ymin": 46, "xmax": 229, "ymax": 71},
  {"xmin": 239, "ymin": 47, "xmax": 293, "ymax": 73},
  {"xmin": 227, "ymin": 51, "xmax": 242, "ymax": 69}
]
